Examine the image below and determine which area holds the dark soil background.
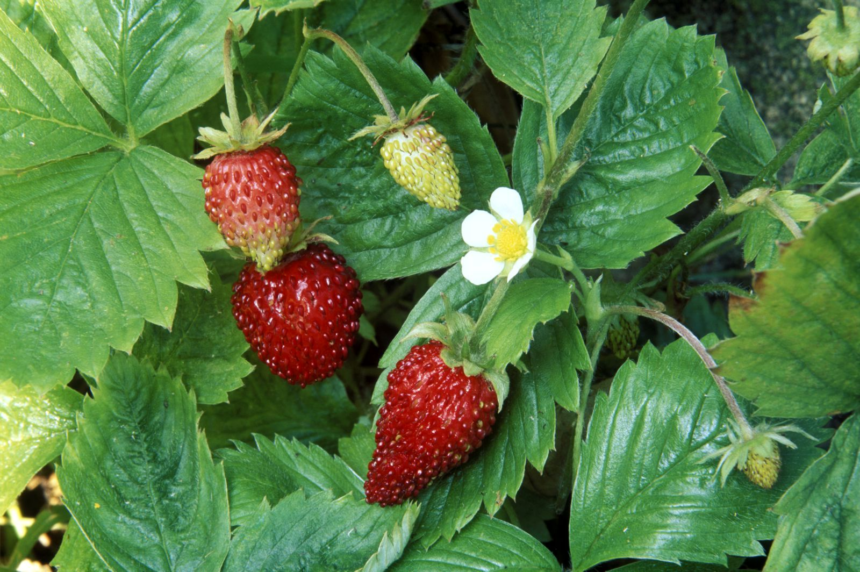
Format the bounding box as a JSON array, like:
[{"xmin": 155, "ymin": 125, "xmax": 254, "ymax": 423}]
[{"xmin": 1, "ymin": 1, "xmax": 834, "ymax": 569}]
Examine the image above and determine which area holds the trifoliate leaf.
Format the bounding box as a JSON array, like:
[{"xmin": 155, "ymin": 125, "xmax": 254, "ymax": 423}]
[
  {"xmin": 412, "ymin": 366, "xmax": 556, "ymax": 546},
  {"xmin": 200, "ymin": 365, "xmax": 357, "ymax": 452},
  {"xmin": 218, "ymin": 434, "xmax": 364, "ymax": 527},
  {"xmin": 57, "ymin": 354, "xmax": 230, "ymax": 572},
  {"xmin": 0, "ymin": 8, "xmax": 114, "ymax": 170},
  {"xmin": 528, "ymin": 311, "xmax": 590, "ymax": 411},
  {"xmin": 481, "ymin": 278, "xmax": 572, "ymax": 369},
  {"xmin": 568, "ymin": 340, "xmax": 827, "ymax": 572},
  {"xmin": 0, "ymin": 382, "xmax": 82, "ymax": 516},
  {"xmin": 513, "ymin": 21, "xmax": 723, "ymax": 269},
  {"xmin": 39, "ymin": 0, "xmax": 245, "ymax": 137},
  {"xmin": 0, "ymin": 147, "xmax": 222, "ymax": 391},
  {"xmin": 472, "ymin": 0, "xmax": 610, "ymax": 118},
  {"xmin": 275, "ymin": 47, "xmax": 507, "ymax": 280},
  {"xmin": 134, "ymin": 272, "xmax": 252, "ymax": 405},
  {"xmin": 709, "ymin": 49, "xmax": 776, "ymax": 176},
  {"xmin": 764, "ymin": 413, "xmax": 860, "ymax": 571},
  {"xmin": 391, "ymin": 515, "xmax": 561, "ymax": 571},
  {"xmin": 222, "ymin": 490, "xmax": 417, "ymax": 572},
  {"xmin": 713, "ymin": 195, "xmax": 860, "ymax": 417}
]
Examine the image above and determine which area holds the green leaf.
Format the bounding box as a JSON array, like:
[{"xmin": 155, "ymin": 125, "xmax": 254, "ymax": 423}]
[
  {"xmin": 242, "ymin": 11, "xmax": 302, "ymax": 108},
  {"xmin": 39, "ymin": 0, "xmax": 244, "ymax": 137},
  {"xmin": 311, "ymin": 0, "xmax": 428, "ymax": 61},
  {"xmin": 0, "ymin": 383, "xmax": 81, "ymax": 516},
  {"xmin": 413, "ymin": 366, "xmax": 556, "ymax": 545},
  {"xmin": 528, "ymin": 310, "xmax": 589, "ymax": 411},
  {"xmin": 613, "ymin": 562, "xmax": 746, "ymax": 572},
  {"xmin": 134, "ymin": 272, "xmax": 252, "ymax": 405},
  {"xmin": 0, "ymin": 8, "xmax": 115, "ymax": 170},
  {"xmin": 276, "ymin": 47, "xmax": 508, "ymax": 280},
  {"xmin": 568, "ymin": 340, "xmax": 827, "ymax": 572},
  {"xmin": 709, "ymin": 49, "xmax": 776, "ymax": 176},
  {"xmin": 219, "ymin": 434, "xmax": 363, "ymax": 527},
  {"xmin": 765, "ymin": 413, "xmax": 860, "ymax": 572},
  {"xmin": 52, "ymin": 520, "xmax": 109, "ymax": 571},
  {"xmin": 338, "ymin": 420, "xmax": 376, "ymax": 479},
  {"xmin": 513, "ymin": 22, "xmax": 723, "ymax": 269},
  {"xmin": 0, "ymin": 146, "xmax": 222, "ymax": 391},
  {"xmin": 360, "ymin": 503, "xmax": 419, "ymax": 572},
  {"xmin": 57, "ymin": 354, "xmax": 230, "ymax": 572},
  {"xmin": 200, "ymin": 365, "xmax": 357, "ymax": 451},
  {"xmin": 251, "ymin": 0, "xmax": 324, "ymax": 17},
  {"xmin": 471, "ymin": 0, "xmax": 610, "ymax": 119},
  {"xmin": 737, "ymin": 207, "xmax": 793, "ymax": 271},
  {"xmin": 391, "ymin": 514, "xmax": 560, "ymax": 571},
  {"xmin": 223, "ymin": 490, "xmax": 416, "ymax": 572},
  {"xmin": 713, "ymin": 196, "xmax": 860, "ymax": 417},
  {"xmin": 482, "ymin": 278, "xmax": 571, "ymax": 369}
]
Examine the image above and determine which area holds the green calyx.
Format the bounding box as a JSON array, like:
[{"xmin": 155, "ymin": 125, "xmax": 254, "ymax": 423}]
[
  {"xmin": 350, "ymin": 94, "xmax": 438, "ymax": 143},
  {"xmin": 702, "ymin": 420, "xmax": 815, "ymax": 489},
  {"xmin": 404, "ymin": 294, "xmax": 510, "ymax": 409},
  {"xmin": 797, "ymin": 7, "xmax": 860, "ymax": 76},
  {"xmin": 193, "ymin": 110, "xmax": 290, "ymax": 160}
]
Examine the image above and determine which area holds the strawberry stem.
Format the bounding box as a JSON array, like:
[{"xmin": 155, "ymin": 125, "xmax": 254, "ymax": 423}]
[
  {"xmin": 571, "ymin": 318, "xmax": 609, "ymax": 482},
  {"xmin": 303, "ymin": 26, "xmax": 399, "ymax": 124},
  {"xmin": 833, "ymin": 0, "xmax": 845, "ymax": 30},
  {"xmin": 764, "ymin": 197, "xmax": 803, "ymax": 239},
  {"xmin": 608, "ymin": 305, "xmax": 754, "ymax": 440},
  {"xmin": 223, "ymin": 23, "xmax": 242, "ymax": 137}
]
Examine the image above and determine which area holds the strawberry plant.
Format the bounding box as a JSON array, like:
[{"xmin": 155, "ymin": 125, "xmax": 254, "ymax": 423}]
[{"xmin": 1, "ymin": 0, "xmax": 859, "ymax": 570}]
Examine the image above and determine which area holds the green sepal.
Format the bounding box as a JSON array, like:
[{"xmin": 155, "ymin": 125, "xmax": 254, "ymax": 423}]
[
  {"xmin": 482, "ymin": 369, "xmax": 510, "ymax": 410},
  {"xmin": 193, "ymin": 109, "xmax": 289, "ymax": 159},
  {"xmin": 403, "ymin": 322, "xmax": 449, "ymax": 344},
  {"xmin": 350, "ymin": 94, "xmax": 437, "ymax": 142}
]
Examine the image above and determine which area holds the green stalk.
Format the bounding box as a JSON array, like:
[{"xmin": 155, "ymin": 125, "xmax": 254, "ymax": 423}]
[
  {"xmin": 691, "ymin": 145, "xmax": 731, "ymax": 207},
  {"xmin": 764, "ymin": 197, "xmax": 803, "ymax": 238},
  {"xmin": 685, "ymin": 282, "xmax": 752, "ymax": 298},
  {"xmin": 283, "ymin": 33, "xmax": 314, "ymax": 103},
  {"xmin": 571, "ymin": 319, "xmax": 609, "ymax": 481},
  {"xmin": 609, "ymin": 305, "xmax": 754, "ymax": 439},
  {"xmin": 833, "ymin": 0, "xmax": 846, "ymax": 30},
  {"xmin": 223, "ymin": 25, "xmax": 242, "ymax": 136},
  {"xmin": 472, "ymin": 279, "xmax": 510, "ymax": 341},
  {"xmin": 815, "ymin": 158, "xmax": 853, "ymax": 197},
  {"xmin": 231, "ymin": 40, "xmax": 260, "ymax": 118},
  {"xmin": 444, "ymin": 26, "xmax": 480, "ymax": 88},
  {"xmin": 304, "ymin": 27, "xmax": 399, "ymax": 123}
]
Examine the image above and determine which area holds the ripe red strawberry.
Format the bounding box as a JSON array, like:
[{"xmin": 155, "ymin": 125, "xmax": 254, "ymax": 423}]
[
  {"xmin": 231, "ymin": 243, "xmax": 363, "ymax": 386},
  {"xmin": 365, "ymin": 341, "xmax": 498, "ymax": 506},
  {"xmin": 203, "ymin": 145, "xmax": 301, "ymax": 272}
]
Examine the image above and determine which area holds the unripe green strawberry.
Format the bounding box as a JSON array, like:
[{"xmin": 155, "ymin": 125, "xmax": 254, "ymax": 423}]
[
  {"xmin": 380, "ymin": 123, "xmax": 460, "ymax": 210},
  {"xmin": 353, "ymin": 94, "xmax": 460, "ymax": 210},
  {"xmin": 742, "ymin": 448, "xmax": 781, "ymax": 489},
  {"xmin": 606, "ymin": 316, "xmax": 639, "ymax": 360}
]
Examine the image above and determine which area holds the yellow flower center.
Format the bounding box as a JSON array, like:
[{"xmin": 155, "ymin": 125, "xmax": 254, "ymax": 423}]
[{"xmin": 488, "ymin": 219, "xmax": 528, "ymax": 261}]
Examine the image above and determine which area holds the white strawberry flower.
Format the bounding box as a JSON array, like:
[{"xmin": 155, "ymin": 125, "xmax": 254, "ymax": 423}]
[{"xmin": 460, "ymin": 187, "xmax": 538, "ymax": 285}]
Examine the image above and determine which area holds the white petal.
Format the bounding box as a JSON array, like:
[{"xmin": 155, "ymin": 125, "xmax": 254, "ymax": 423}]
[
  {"xmin": 461, "ymin": 251, "xmax": 504, "ymax": 285},
  {"xmin": 461, "ymin": 210, "xmax": 498, "ymax": 247},
  {"xmin": 526, "ymin": 220, "xmax": 539, "ymax": 252},
  {"xmin": 489, "ymin": 187, "xmax": 524, "ymax": 224},
  {"xmin": 507, "ymin": 251, "xmax": 534, "ymax": 281}
]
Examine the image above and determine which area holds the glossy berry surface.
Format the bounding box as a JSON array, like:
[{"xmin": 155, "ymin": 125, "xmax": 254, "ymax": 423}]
[
  {"xmin": 365, "ymin": 341, "xmax": 498, "ymax": 506},
  {"xmin": 203, "ymin": 145, "xmax": 301, "ymax": 272},
  {"xmin": 231, "ymin": 243, "xmax": 362, "ymax": 386}
]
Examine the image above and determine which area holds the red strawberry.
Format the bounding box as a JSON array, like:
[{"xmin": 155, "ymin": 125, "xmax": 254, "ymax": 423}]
[
  {"xmin": 365, "ymin": 341, "xmax": 498, "ymax": 506},
  {"xmin": 231, "ymin": 243, "xmax": 363, "ymax": 386},
  {"xmin": 203, "ymin": 145, "xmax": 301, "ymax": 272}
]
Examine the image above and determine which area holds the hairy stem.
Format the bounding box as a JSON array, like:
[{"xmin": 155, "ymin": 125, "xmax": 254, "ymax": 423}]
[
  {"xmin": 231, "ymin": 40, "xmax": 260, "ymax": 118},
  {"xmin": 691, "ymin": 145, "xmax": 731, "ymax": 207},
  {"xmin": 223, "ymin": 25, "xmax": 241, "ymax": 135},
  {"xmin": 283, "ymin": 34, "xmax": 314, "ymax": 104},
  {"xmin": 444, "ymin": 26, "xmax": 480, "ymax": 88},
  {"xmin": 685, "ymin": 282, "xmax": 752, "ymax": 299},
  {"xmin": 764, "ymin": 197, "xmax": 803, "ymax": 239},
  {"xmin": 609, "ymin": 305, "xmax": 754, "ymax": 439},
  {"xmin": 816, "ymin": 158, "xmax": 854, "ymax": 197},
  {"xmin": 473, "ymin": 279, "xmax": 510, "ymax": 341},
  {"xmin": 833, "ymin": 0, "xmax": 846, "ymax": 30},
  {"xmin": 304, "ymin": 27, "xmax": 399, "ymax": 123},
  {"xmin": 571, "ymin": 319, "xmax": 609, "ymax": 481}
]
